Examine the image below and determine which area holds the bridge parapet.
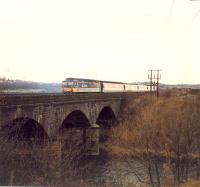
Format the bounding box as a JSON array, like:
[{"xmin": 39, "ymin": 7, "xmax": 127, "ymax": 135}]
[{"xmin": 0, "ymin": 93, "xmax": 122, "ymax": 106}]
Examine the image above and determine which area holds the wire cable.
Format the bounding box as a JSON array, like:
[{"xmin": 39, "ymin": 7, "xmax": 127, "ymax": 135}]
[
  {"xmin": 190, "ymin": 0, "xmax": 200, "ymax": 23},
  {"xmin": 192, "ymin": 8, "xmax": 200, "ymax": 23},
  {"xmin": 168, "ymin": 0, "xmax": 176, "ymax": 22}
]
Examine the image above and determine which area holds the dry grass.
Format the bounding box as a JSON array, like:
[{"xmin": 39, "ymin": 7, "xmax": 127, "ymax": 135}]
[
  {"xmin": 107, "ymin": 93, "xmax": 200, "ymax": 186},
  {"xmin": 109, "ymin": 94, "xmax": 200, "ymax": 154},
  {"xmin": 181, "ymin": 180, "xmax": 200, "ymax": 187}
]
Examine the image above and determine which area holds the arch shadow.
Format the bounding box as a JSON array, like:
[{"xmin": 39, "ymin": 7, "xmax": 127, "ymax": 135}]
[
  {"xmin": 96, "ymin": 106, "xmax": 116, "ymax": 128},
  {"xmin": 59, "ymin": 110, "xmax": 91, "ymax": 154},
  {"xmin": 1, "ymin": 117, "xmax": 49, "ymax": 142},
  {"xmin": 96, "ymin": 106, "xmax": 117, "ymax": 143},
  {"xmin": 60, "ymin": 110, "xmax": 90, "ymax": 129},
  {"xmin": 0, "ymin": 117, "xmax": 49, "ymax": 185}
]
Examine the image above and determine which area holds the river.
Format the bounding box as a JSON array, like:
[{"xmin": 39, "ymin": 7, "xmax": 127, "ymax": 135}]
[{"xmin": 66, "ymin": 151, "xmax": 146, "ymax": 187}]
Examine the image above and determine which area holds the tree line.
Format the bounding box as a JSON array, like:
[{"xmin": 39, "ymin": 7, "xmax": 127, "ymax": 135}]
[{"xmin": 0, "ymin": 78, "xmax": 60, "ymax": 91}]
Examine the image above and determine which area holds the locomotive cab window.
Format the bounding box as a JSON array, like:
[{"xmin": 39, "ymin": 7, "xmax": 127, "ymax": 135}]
[{"xmin": 63, "ymin": 82, "xmax": 74, "ymax": 88}]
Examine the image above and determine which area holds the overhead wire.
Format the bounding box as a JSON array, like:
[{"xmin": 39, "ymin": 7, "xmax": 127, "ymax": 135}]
[
  {"xmin": 189, "ymin": 0, "xmax": 200, "ymax": 23},
  {"xmin": 192, "ymin": 8, "xmax": 200, "ymax": 22},
  {"xmin": 167, "ymin": 0, "xmax": 176, "ymax": 22},
  {"xmin": 168, "ymin": 0, "xmax": 200, "ymax": 23}
]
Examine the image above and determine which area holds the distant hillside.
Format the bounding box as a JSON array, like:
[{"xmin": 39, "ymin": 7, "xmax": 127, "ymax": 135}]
[
  {"xmin": 160, "ymin": 83, "xmax": 200, "ymax": 89},
  {"xmin": 131, "ymin": 81, "xmax": 200, "ymax": 89},
  {"xmin": 0, "ymin": 78, "xmax": 61, "ymax": 93}
]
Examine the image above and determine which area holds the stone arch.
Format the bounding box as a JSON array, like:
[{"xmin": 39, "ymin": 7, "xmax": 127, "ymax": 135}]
[
  {"xmin": 60, "ymin": 110, "xmax": 90, "ymax": 129},
  {"xmin": 59, "ymin": 110, "xmax": 91, "ymax": 154},
  {"xmin": 96, "ymin": 106, "xmax": 117, "ymax": 143},
  {"xmin": 96, "ymin": 106, "xmax": 117, "ymax": 128},
  {"xmin": 0, "ymin": 117, "xmax": 49, "ymax": 185},
  {"xmin": 1, "ymin": 117, "xmax": 49, "ymax": 141}
]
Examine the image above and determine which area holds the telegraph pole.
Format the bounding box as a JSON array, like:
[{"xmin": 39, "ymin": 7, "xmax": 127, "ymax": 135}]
[
  {"xmin": 148, "ymin": 70, "xmax": 153, "ymax": 92},
  {"xmin": 148, "ymin": 70, "xmax": 161, "ymax": 97}
]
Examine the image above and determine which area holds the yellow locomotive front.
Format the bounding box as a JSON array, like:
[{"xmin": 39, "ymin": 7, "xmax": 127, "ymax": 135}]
[{"xmin": 62, "ymin": 80, "xmax": 76, "ymax": 93}]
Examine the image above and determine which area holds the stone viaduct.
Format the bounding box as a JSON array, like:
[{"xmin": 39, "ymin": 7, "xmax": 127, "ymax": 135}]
[{"xmin": 0, "ymin": 93, "xmax": 126, "ymax": 155}]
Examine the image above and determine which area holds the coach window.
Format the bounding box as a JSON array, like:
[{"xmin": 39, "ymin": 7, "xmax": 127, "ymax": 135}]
[
  {"xmin": 74, "ymin": 82, "xmax": 78, "ymax": 87},
  {"xmin": 78, "ymin": 83, "xmax": 82, "ymax": 87}
]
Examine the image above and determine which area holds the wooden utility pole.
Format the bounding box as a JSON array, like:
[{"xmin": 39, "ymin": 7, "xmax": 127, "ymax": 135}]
[
  {"xmin": 148, "ymin": 70, "xmax": 161, "ymax": 97},
  {"xmin": 148, "ymin": 70, "xmax": 153, "ymax": 92}
]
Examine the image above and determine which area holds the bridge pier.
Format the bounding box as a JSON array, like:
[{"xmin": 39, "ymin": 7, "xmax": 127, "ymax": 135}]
[
  {"xmin": 84, "ymin": 124, "xmax": 100, "ymax": 156},
  {"xmin": 57, "ymin": 125, "xmax": 100, "ymax": 156}
]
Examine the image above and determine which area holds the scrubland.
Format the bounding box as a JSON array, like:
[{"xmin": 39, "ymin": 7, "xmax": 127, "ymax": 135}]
[{"xmin": 106, "ymin": 91, "xmax": 200, "ymax": 186}]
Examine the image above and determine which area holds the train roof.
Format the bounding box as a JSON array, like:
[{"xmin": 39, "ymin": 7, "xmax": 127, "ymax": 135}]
[{"xmin": 63, "ymin": 77, "xmax": 126, "ymax": 84}]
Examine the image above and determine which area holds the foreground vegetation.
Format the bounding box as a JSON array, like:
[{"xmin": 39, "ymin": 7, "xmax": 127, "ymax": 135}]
[
  {"xmin": 0, "ymin": 137, "xmax": 83, "ymax": 186},
  {"xmin": 106, "ymin": 92, "xmax": 200, "ymax": 186}
]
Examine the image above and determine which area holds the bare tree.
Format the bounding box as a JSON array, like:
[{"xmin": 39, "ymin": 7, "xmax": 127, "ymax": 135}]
[{"xmin": 107, "ymin": 95, "xmax": 200, "ymax": 186}]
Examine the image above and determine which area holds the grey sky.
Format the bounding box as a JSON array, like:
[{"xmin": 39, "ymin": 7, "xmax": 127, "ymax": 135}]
[{"xmin": 0, "ymin": 0, "xmax": 200, "ymax": 84}]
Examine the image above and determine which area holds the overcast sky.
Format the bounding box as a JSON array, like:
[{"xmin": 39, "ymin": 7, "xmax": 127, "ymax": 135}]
[{"xmin": 0, "ymin": 0, "xmax": 200, "ymax": 84}]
